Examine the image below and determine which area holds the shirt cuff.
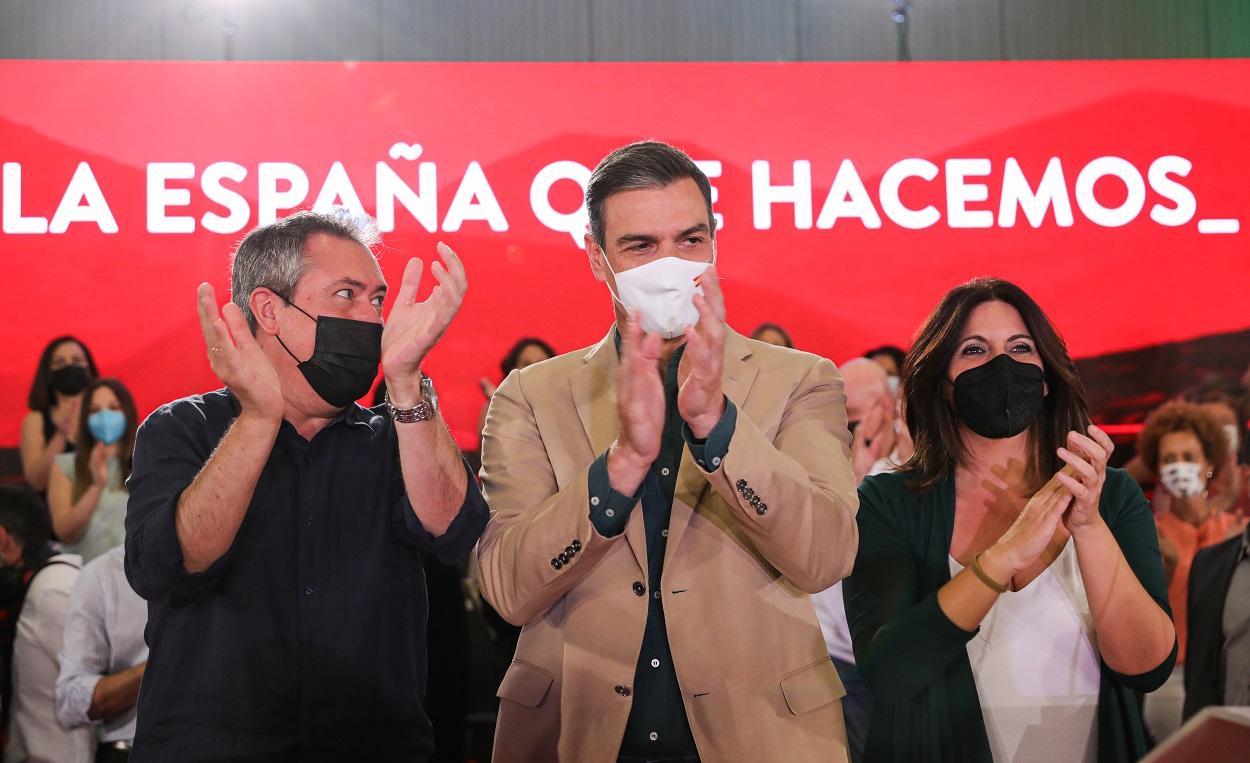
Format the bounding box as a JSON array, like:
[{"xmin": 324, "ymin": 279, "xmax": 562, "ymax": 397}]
[
  {"xmin": 587, "ymin": 450, "xmax": 642, "ymax": 538},
  {"xmin": 683, "ymin": 398, "xmax": 737, "ymax": 472},
  {"xmin": 396, "ymin": 459, "xmax": 490, "ymax": 565},
  {"xmin": 55, "ymin": 672, "xmax": 102, "ymax": 729}
]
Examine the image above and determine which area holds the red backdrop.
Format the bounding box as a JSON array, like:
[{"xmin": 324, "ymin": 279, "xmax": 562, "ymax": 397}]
[{"xmin": 2, "ymin": 60, "xmax": 1248, "ymax": 448}]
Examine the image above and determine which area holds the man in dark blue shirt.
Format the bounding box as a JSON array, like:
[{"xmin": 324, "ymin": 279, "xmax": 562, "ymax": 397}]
[{"xmin": 124, "ymin": 209, "xmax": 488, "ymax": 762}]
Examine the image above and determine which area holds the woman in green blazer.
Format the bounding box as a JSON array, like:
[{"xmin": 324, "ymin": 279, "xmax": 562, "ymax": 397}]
[{"xmin": 844, "ymin": 278, "xmax": 1176, "ymax": 763}]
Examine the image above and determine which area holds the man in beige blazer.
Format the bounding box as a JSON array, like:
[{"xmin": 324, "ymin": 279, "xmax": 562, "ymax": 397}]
[{"xmin": 477, "ymin": 141, "xmax": 859, "ymax": 763}]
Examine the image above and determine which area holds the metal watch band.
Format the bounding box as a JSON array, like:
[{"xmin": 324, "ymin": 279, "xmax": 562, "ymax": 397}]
[{"xmin": 384, "ymin": 390, "xmax": 436, "ymax": 423}]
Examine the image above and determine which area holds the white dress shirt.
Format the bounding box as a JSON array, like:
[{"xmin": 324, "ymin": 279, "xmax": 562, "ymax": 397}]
[
  {"xmin": 6, "ymin": 553, "xmax": 95, "ymax": 763},
  {"xmin": 55, "ymin": 545, "xmax": 148, "ymax": 745}
]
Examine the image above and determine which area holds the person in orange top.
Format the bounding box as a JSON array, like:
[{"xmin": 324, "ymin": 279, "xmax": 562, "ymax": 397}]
[{"xmin": 1137, "ymin": 400, "xmax": 1235, "ymax": 742}]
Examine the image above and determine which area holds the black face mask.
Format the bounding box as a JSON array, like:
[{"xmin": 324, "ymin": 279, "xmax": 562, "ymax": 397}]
[
  {"xmin": 274, "ymin": 298, "xmax": 382, "ymax": 408},
  {"xmin": 952, "ymin": 354, "xmax": 1045, "ymax": 439},
  {"xmin": 50, "ymin": 365, "xmax": 89, "ymax": 396},
  {"xmin": 848, "ymin": 420, "xmax": 860, "ymax": 436}
]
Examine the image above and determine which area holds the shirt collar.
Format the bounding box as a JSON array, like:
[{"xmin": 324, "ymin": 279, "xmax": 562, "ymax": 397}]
[{"xmin": 611, "ymin": 325, "xmax": 686, "ymax": 370}]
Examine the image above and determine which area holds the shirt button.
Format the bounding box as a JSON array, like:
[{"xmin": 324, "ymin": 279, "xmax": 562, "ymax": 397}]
[
  {"xmin": 649, "ymin": 732, "xmax": 659, "ymax": 741},
  {"xmin": 661, "ymin": 529, "xmax": 668, "ymax": 537},
  {"xmin": 615, "ymin": 684, "xmax": 631, "ymax": 696},
  {"xmin": 605, "ymin": 508, "xmax": 615, "ymax": 518},
  {"xmin": 632, "ymin": 581, "xmax": 646, "ymax": 596},
  {"xmin": 661, "ymin": 467, "xmax": 670, "ymax": 476},
  {"xmin": 653, "ymin": 590, "xmax": 661, "ymax": 600},
  {"xmin": 650, "ymin": 658, "xmax": 660, "ymax": 668},
  {"xmin": 591, "ymin": 496, "xmax": 600, "ymax": 506},
  {"xmin": 303, "ymin": 585, "xmax": 314, "ymax": 596},
  {"xmin": 712, "ymin": 456, "xmax": 721, "ymax": 466}
]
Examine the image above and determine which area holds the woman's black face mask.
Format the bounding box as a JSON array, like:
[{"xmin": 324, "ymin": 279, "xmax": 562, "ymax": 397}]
[{"xmin": 951, "ymin": 354, "xmax": 1045, "ymax": 439}]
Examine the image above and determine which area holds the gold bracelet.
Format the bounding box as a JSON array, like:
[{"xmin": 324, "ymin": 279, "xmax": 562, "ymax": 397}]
[{"xmin": 970, "ymin": 552, "xmax": 1010, "ymax": 594}]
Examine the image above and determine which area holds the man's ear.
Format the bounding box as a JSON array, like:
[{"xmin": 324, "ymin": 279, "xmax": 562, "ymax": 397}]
[
  {"xmin": 585, "ymin": 235, "xmax": 608, "ymax": 285},
  {"xmin": 249, "ymin": 288, "xmax": 283, "ymax": 337}
]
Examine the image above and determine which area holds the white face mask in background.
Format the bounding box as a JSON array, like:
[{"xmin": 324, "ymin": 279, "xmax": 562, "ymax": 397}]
[
  {"xmin": 1225, "ymin": 424, "xmax": 1241, "ymax": 456},
  {"xmin": 886, "ymin": 375, "xmax": 901, "ymax": 397},
  {"xmin": 603, "ymin": 247, "xmax": 715, "ymax": 339},
  {"xmin": 1159, "ymin": 461, "xmax": 1207, "ymax": 499}
]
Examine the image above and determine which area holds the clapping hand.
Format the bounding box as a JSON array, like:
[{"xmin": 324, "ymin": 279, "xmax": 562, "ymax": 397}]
[
  {"xmin": 197, "ymin": 283, "xmax": 284, "ymax": 421},
  {"xmin": 381, "ymin": 242, "xmax": 467, "ymax": 405}
]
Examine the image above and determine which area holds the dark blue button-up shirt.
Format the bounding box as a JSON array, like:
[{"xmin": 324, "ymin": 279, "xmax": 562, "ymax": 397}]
[{"xmin": 124, "ymin": 390, "xmax": 488, "ymax": 763}]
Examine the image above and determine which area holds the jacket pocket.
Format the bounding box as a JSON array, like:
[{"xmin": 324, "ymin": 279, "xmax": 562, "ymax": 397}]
[
  {"xmin": 780, "ymin": 658, "xmax": 846, "ymax": 715},
  {"xmin": 496, "ymin": 659, "xmax": 555, "ymax": 708}
]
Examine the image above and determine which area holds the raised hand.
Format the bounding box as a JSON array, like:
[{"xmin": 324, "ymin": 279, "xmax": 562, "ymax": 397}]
[
  {"xmin": 54, "ymin": 397, "xmax": 81, "ymax": 438},
  {"xmin": 677, "ymin": 264, "xmax": 725, "ymax": 439},
  {"xmin": 1055, "ymin": 425, "xmax": 1114, "ymax": 536},
  {"xmin": 89, "ymin": 442, "xmax": 110, "ymax": 487},
  {"xmin": 984, "ymin": 467, "xmax": 1076, "ymax": 583},
  {"xmin": 851, "ymin": 400, "xmax": 890, "ymax": 483},
  {"xmin": 381, "ymin": 242, "xmax": 467, "ymax": 405},
  {"xmin": 197, "ymin": 283, "xmax": 284, "ymax": 422},
  {"xmin": 607, "ymin": 313, "xmax": 665, "ymax": 494}
]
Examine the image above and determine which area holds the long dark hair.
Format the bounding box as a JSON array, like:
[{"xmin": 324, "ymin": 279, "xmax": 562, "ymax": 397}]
[
  {"xmin": 26, "ymin": 336, "xmax": 99, "ymax": 412},
  {"xmin": 72, "ymin": 378, "xmax": 138, "ymax": 502},
  {"xmin": 899, "ymin": 277, "xmax": 1090, "ymax": 492}
]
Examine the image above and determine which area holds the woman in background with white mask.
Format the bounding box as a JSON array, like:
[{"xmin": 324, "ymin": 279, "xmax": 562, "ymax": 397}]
[
  {"xmin": 47, "ymin": 378, "xmax": 138, "ymax": 563},
  {"xmin": 1136, "ymin": 399, "xmax": 1235, "ymax": 742}
]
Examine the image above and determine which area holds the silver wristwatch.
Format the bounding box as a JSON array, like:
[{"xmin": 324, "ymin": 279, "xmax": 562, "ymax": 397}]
[{"xmin": 386, "ymin": 374, "xmax": 438, "ymax": 423}]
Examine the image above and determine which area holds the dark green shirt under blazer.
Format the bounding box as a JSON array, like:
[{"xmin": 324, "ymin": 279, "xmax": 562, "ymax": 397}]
[{"xmin": 844, "ymin": 467, "xmax": 1176, "ymax": 763}]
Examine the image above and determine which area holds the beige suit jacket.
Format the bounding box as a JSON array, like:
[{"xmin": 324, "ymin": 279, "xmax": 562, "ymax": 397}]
[{"xmin": 477, "ymin": 327, "xmax": 859, "ymax": 763}]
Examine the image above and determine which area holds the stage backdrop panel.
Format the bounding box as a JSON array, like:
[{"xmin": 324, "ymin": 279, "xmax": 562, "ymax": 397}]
[{"xmin": 2, "ymin": 60, "xmax": 1248, "ymax": 449}]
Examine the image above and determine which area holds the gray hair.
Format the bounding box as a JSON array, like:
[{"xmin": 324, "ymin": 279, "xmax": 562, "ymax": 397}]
[
  {"xmin": 585, "ymin": 140, "xmax": 715, "ymax": 250},
  {"xmin": 230, "ymin": 208, "xmax": 381, "ymax": 332}
]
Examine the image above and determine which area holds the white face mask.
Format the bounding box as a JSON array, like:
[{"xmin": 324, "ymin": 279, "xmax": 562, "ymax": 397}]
[
  {"xmin": 1225, "ymin": 424, "xmax": 1241, "ymax": 456},
  {"xmin": 603, "ymin": 248, "xmax": 715, "ymax": 339},
  {"xmin": 1159, "ymin": 461, "xmax": 1207, "ymax": 499}
]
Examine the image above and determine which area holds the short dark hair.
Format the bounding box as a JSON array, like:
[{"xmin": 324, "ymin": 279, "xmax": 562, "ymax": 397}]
[
  {"xmin": 865, "ymin": 345, "xmax": 907, "ymax": 372},
  {"xmin": 501, "ymin": 338, "xmax": 556, "ymax": 377},
  {"xmin": 585, "ymin": 141, "xmax": 714, "ymax": 249},
  {"xmin": 1137, "ymin": 400, "xmax": 1229, "ymax": 478},
  {"xmin": 0, "ymin": 486, "xmax": 52, "ymax": 562},
  {"xmin": 27, "ymin": 336, "xmax": 99, "ymax": 412},
  {"xmin": 899, "ymin": 277, "xmax": 1090, "ymax": 492},
  {"xmin": 750, "ymin": 323, "xmax": 794, "ymax": 349}
]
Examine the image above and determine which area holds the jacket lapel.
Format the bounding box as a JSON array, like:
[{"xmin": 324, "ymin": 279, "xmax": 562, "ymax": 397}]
[{"xmin": 570, "ymin": 329, "xmax": 649, "ymax": 577}]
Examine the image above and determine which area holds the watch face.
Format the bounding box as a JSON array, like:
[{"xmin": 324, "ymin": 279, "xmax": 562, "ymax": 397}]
[{"xmin": 421, "ymin": 375, "xmax": 438, "ymax": 410}]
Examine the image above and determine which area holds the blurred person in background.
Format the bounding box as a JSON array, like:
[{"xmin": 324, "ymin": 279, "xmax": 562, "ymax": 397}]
[
  {"xmin": 55, "ymin": 545, "xmax": 147, "ymax": 763},
  {"xmin": 46, "ymin": 380, "xmax": 137, "ymax": 564},
  {"xmin": 749, "ymin": 322, "xmax": 794, "ymax": 348},
  {"xmin": 1182, "ymin": 378, "xmax": 1250, "ymax": 518},
  {"xmin": 476, "ymin": 338, "xmax": 556, "ymax": 436},
  {"xmin": 0, "ymin": 486, "xmax": 93, "ymax": 763},
  {"xmin": 864, "ymin": 344, "xmax": 906, "ymax": 395},
  {"xmin": 1135, "ymin": 400, "xmax": 1236, "ymax": 742},
  {"xmin": 811, "ymin": 357, "xmax": 903, "ymax": 763},
  {"xmin": 19, "ymin": 338, "xmax": 99, "ymax": 493}
]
